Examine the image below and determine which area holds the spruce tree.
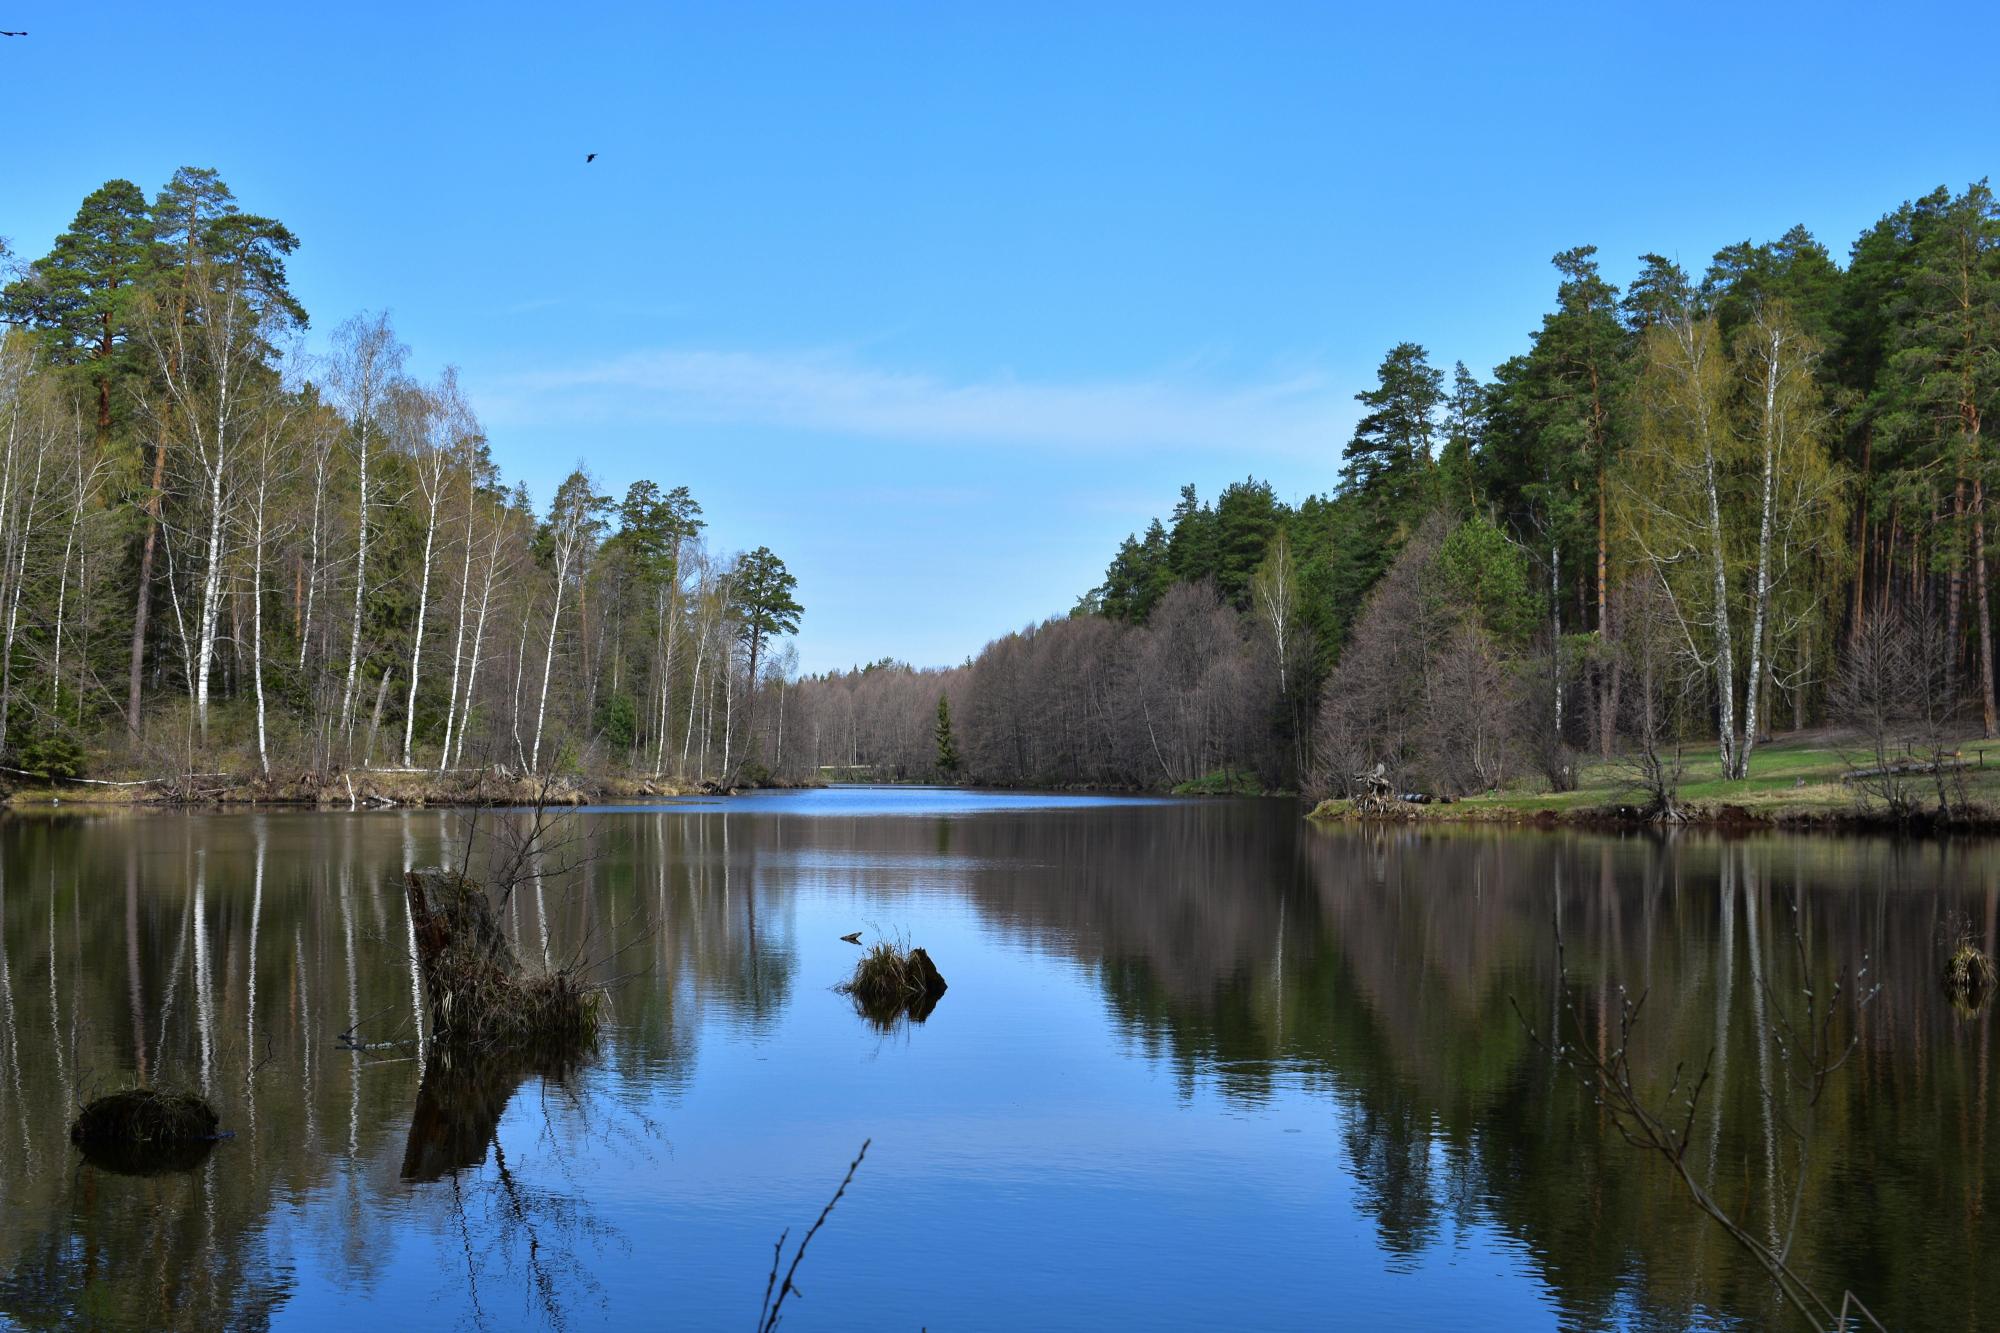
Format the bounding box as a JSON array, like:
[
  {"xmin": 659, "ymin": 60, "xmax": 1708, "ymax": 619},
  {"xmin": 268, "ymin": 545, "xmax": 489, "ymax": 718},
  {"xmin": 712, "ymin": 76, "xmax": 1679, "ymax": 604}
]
[{"xmin": 935, "ymin": 694, "xmax": 962, "ymax": 777}]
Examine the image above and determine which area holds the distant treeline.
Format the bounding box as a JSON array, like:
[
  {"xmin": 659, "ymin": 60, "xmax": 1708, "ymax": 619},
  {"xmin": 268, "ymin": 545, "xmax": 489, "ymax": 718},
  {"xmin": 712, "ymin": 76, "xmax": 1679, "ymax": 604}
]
[
  {"xmin": 0, "ymin": 170, "xmax": 804, "ymax": 783},
  {"xmin": 789, "ymin": 182, "xmax": 2000, "ymax": 797}
]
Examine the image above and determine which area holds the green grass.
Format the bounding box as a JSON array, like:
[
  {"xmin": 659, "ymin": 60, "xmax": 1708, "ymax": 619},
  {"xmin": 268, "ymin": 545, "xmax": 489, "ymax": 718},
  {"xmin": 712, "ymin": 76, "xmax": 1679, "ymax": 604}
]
[{"xmin": 1315, "ymin": 731, "xmax": 2000, "ymax": 823}]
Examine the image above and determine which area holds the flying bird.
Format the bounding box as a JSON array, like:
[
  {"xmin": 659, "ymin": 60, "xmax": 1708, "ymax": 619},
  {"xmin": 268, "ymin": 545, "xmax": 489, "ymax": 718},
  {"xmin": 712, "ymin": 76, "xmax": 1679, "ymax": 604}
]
[
  {"xmin": 0, "ymin": 30, "xmax": 26, "ymax": 36},
  {"xmin": 839, "ymin": 931, "xmax": 862, "ymax": 945},
  {"xmin": 585, "ymin": 152, "xmax": 597, "ymax": 163}
]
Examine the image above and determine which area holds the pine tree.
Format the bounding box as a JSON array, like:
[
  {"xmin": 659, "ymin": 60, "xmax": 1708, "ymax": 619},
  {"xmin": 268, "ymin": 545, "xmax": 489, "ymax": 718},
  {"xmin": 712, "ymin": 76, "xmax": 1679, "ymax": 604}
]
[
  {"xmin": 1098, "ymin": 519, "xmax": 1171, "ymax": 622},
  {"xmin": 1883, "ymin": 182, "xmax": 2000, "ymax": 733},
  {"xmin": 729, "ymin": 546, "xmax": 804, "ymax": 768},
  {"xmin": 1436, "ymin": 361, "xmax": 1483, "ymax": 517},
  {"xmin": 1336, "ymin": 342, "xmax": 1443, "ymax": 599},
  {"xmin": 0, "ymin": 179, "xmax": 152, "ymax": 441}
]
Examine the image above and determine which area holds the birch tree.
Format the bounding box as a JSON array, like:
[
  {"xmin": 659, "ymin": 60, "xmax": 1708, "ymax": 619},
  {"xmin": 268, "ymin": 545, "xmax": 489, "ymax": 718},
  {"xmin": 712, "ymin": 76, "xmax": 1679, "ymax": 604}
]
[
  {"xmin": 243, "ymin": 376, "xmax": 302, "ymax": 773},
  {"xmin": 400, "ymin": 372, "xmax": 459, "ymax": 766},
  {"xmin": 0, "ymin": 344, "xmax": 55, "ymax": 742},
  {"xmin": 135, "ymin": 260, "xmax": 269, "ymax": 741},
  {"xmin": 529, "ymin": 469, "xmax": 607, "ymax": 772},
  {"xmin": 1734, "ymin": 305, "xmax": 1846, "ymax": 771},
  {"xmin": 50, "ymin": 410, "xmax": 108, "ymax": 721},
  {"xmin": 327, "ymin": 312, "xmax": 405, "ymax": 753},
  {"xmin": 437, "ymin": 388, "xmax": 493, "ymax": 771},
  {"xmin": 1622, "ymin": 301, "xmax": 1740, "ymax": 776},
  {"xmin": 1622, "ymin": 300, "xmax": 1846, "ymax": 779}
]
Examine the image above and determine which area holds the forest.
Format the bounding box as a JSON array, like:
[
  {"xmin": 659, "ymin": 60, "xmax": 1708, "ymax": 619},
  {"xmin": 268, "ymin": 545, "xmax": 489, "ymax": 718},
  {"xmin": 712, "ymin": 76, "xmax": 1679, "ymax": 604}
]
[
  {"xmin": 0, "ymin": 169, "xmax": 807, "ymax": 790},
  {"xmin": 790, "ymin": 181, "xmax": 2000, "ymax": 803},
  {"xmin": 5, "ymin": 174, "xmax": 1999, "ymax": 803}
]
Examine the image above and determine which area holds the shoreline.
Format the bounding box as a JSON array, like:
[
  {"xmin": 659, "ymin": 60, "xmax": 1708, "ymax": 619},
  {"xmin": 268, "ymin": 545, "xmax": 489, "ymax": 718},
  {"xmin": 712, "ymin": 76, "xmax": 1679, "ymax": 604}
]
[
  {"xmin": 0, "ymin": 768, "xmax": 823, "ymax": 812},
  {"xmin": 1305, "ymin": 796, "xmax": 2000, "ymax": 835}
]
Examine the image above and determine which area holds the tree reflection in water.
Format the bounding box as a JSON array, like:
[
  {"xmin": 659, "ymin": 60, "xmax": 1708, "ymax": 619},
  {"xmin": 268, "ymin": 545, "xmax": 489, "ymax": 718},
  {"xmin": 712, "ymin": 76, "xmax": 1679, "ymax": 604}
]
[
  {"xmin": 413, "ymin": 1053, "xmax": 630, "ymax": 1333},
  {"xmin": 0, "ymin": 801, "xmax": 1995, "ymax": 1328}
]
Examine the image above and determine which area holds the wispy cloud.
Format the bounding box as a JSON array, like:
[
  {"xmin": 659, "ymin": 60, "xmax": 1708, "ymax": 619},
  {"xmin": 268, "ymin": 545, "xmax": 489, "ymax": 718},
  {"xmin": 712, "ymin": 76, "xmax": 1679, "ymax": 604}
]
[{"xmin": 477, "ymin": 347, "xmax": 1352, "ymax": 457}]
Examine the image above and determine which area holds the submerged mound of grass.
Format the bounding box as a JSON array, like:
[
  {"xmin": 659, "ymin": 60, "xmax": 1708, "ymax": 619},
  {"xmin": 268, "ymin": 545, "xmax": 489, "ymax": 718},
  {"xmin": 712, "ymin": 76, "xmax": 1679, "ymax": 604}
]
[
  {"xmin": 838, "ymin": 939, "xmax": 948, "ymax": 1028},
  {"xmin": 71, "ymin": 1087, "xmax": 218, "ymax": 1148},
  {"xmin": 406, "ymin": 870, "xmax": 602, "ymax": 1053},
  {"xmin": 1943, "ymin": 937, "xmax": 1997, "ymax": 1010}
]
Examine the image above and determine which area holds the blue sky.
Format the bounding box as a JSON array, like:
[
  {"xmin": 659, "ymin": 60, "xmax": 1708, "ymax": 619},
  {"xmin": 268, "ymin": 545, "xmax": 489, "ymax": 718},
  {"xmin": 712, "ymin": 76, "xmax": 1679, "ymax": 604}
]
[{"xmin": 5, "ymin": 2, "xmax": 1996, "ymax": 672}]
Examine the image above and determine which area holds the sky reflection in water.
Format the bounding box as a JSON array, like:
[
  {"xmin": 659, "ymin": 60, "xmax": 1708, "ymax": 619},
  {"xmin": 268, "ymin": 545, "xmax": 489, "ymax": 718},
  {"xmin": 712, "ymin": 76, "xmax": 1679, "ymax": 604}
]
[{"xmin": 0, "ymin": 788, "xmax": 1992, "ymax": 1330}]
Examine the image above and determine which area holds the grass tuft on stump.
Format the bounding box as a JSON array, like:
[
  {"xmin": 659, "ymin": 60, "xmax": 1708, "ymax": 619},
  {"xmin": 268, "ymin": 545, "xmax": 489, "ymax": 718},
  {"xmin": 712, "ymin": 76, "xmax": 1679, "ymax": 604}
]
[{"xmin": 837, "ymin": 939, "xmax": 948, "ymax": 1028}]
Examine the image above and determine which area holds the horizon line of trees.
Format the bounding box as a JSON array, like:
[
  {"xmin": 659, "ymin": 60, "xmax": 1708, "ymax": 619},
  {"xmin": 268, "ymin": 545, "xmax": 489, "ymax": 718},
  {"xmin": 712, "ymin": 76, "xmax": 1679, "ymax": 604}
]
[
  {"xmin": 0, "ymin": 170, "xmax": 805, "ymax": 783},
  {"xmin": 789, "ymin": 179, "xmax": 2000, "ymax": 805}
]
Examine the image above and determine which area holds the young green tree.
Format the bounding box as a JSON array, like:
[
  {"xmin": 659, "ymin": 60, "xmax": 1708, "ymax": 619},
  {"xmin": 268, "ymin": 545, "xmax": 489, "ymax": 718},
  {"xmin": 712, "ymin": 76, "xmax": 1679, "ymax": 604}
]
[{"xmin": 934, "ymin": 693, "xmax": 962, "ymax": 777}]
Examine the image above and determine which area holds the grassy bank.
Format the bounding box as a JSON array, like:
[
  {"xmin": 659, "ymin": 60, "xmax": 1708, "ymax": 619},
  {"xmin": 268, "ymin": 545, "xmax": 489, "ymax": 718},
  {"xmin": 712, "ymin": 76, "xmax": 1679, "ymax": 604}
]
[{"xmin": 1307, "ymin": 732, "xmax": 2000, "ymax": 830}]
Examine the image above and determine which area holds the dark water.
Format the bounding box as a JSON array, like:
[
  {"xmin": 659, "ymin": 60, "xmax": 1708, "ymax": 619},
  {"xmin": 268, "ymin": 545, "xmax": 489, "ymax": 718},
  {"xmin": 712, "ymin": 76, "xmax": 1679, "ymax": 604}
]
[{"xmin": 0, "ymin": 788, "xmax": 1992, "ymax": 1330}]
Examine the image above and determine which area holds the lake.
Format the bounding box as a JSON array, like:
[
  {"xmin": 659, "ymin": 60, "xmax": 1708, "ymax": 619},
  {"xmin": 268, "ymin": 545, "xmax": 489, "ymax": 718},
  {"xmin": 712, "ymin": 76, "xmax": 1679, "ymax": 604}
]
[{"xmin": 0, "ymin": 787, "xmax": 1992, "ymax": 1330}]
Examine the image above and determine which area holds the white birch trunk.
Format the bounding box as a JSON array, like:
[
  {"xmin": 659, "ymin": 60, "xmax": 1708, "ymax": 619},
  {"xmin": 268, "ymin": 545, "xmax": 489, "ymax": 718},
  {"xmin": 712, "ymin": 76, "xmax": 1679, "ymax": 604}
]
[
  {"xmin": 0, "ymin": 430, "xmax": 48, "ymax": 742},
  {"xmin": 340, "ymin": 417, "xmax": 369, "ymax": 746},
  {"xmin": 438, "ymin": 469, "xmax": 477, "ymax": 771},
  {"xmin": 251, "ymin": 468, "xmax": 271, "ymax": 774},
  {"xmin": 454, "ymin": 527, "xmax": 502, "ymax": 769},
  {"xmin": 530, "ymin": 577, "xmax": 565, "ymax": 773},
  {"xmin": 1739, "ymin": 324, "xmax": 1784, "ymax": 779},
  {"xmin": 402, "ymin": 476, "xmax": 441, "ymax": 766}
]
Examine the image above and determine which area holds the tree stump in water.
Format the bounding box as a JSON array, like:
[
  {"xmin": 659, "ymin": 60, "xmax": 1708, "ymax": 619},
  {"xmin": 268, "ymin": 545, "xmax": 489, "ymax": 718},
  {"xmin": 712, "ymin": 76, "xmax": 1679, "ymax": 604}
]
[{"xmin": 405, "ymin": 870, "xmax": 600, "ymax": 1053}]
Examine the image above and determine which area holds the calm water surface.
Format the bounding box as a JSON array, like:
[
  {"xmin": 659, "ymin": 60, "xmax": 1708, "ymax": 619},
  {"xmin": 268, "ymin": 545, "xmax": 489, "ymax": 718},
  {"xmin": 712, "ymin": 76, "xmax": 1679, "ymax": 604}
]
[{"xmin": 0, "ymin": 787, "xmax": 1993, "ymax": 1329}]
